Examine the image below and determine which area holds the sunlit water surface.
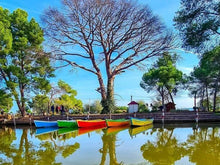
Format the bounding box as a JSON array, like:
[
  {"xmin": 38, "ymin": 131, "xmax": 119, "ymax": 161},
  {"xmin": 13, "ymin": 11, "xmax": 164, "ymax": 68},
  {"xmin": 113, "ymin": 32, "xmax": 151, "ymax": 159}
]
[{"xmin": 0, "ymin": 123, "xmax": 220, "ymax": 165}]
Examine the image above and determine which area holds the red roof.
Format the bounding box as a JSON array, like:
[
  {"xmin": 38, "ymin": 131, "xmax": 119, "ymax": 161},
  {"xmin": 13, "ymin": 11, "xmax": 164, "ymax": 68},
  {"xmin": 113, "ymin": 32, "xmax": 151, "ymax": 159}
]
[{"xmin": 128, "ymin": 101, "xmax": 138, "ymax": 105}]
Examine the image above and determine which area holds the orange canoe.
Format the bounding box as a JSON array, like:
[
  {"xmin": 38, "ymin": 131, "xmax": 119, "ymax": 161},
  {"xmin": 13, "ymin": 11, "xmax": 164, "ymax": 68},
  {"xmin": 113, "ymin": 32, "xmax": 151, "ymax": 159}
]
[{"xmin": 105, "ymin": 119, "xmax": 130, "ymax": 127}]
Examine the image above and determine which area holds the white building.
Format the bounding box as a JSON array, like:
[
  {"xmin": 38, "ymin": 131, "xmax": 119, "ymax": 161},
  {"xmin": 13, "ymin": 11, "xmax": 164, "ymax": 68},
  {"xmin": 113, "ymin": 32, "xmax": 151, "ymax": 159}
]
[{"xmin": 128, "ymin": 101, "xmax": 139, "ymax": 113}]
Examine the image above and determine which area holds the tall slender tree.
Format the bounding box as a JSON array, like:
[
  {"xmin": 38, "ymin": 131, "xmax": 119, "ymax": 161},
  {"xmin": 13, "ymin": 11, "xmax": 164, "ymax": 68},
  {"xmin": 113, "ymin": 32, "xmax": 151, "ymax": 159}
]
[
  {"xmin": 0, "ymin": 8, "xmax": 54, "ymax": 116},
  {"xmin": 42, "ymin": 0, "xmax": 175, "ymax": 113}
]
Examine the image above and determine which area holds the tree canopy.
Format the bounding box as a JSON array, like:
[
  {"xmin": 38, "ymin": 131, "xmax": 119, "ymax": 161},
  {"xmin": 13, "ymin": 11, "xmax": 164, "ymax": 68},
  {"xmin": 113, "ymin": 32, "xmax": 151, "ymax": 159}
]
[
  {"xmin": 55, "ymin": 80, "xmax": 83, "ymax": 112},
  {"xmin": 141, "ymin": 52, "xmax": 184, "ymax": 109},
  {"xmin": 174, "ymin": 0, "xmax": 220, "ymax": 52}
]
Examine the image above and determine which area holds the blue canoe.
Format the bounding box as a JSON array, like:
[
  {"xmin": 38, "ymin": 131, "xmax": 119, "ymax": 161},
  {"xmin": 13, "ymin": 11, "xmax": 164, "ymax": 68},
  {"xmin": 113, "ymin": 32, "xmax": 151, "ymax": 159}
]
[{"xmin": 34, "ymin": 120, "xmax": 58, "ymax": 128}]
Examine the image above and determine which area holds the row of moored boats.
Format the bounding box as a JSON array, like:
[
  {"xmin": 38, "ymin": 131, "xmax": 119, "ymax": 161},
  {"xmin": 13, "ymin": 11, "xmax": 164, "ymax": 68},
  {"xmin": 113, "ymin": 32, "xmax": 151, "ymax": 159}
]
[{"xmin": 34, "ymin": 118, "xmax": 154, "ymax": 128}]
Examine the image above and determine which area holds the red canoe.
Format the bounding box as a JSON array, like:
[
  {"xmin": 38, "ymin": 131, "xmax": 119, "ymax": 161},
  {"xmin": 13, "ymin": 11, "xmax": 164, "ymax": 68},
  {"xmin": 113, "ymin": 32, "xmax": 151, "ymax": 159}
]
[{"xmin": 76, "ymin": 119, "xmax": 107, "ymax": 128}]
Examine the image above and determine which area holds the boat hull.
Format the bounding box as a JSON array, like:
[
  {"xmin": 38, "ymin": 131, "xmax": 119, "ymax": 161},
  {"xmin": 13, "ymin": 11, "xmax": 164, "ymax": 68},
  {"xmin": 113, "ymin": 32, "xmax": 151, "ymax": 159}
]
[
  {"xmin": 106, "ymin": 119, "xmax": 130, "ymax": 127},
  {"xmin": 76, "ymin": 120, "xmax": 106, "ymax": 128},
  {"xmin": 130, "ymin": 118, "xmax": 153, "ymax": 126},
  {"xmin": 57, "ymin": 120, "xmax": 77, "ymax": 128},
  {"xmin": 34, "ymin": 120, "xmax": 58, "ymax": 128}
]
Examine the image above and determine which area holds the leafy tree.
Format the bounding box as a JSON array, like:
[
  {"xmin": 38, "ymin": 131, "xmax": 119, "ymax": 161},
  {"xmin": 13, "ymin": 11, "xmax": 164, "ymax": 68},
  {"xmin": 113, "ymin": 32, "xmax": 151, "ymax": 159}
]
[
  {"xmin": 0, "ymin": 7, "xmax": 54, "ymax": 116},
  {"xmin": 42, "ymin": 0, "xmax": 175, "ymax": 114},
  {"xmin": 32, "ymin": 95, "xmax": 49, "ymax": 115},
  {"xmin": 137, "ymin": 100, "xmax": 149, "ymax": 113},
  {"xmin": 190, "ymin": 46, "xmax": 220, "ymax": 112},
  {"xmin": 84, "ymin": 100, "xmax": 103, "ymax": 114},
  {"xmin": 174, "ymin": 0, "xmax": 220, "ymax": 52},
  {"xmin": 0, "ymin": 89, "xmax": 13, "ymax": 112},
  {"xmin": 55, "ymin": 80, "xmax": 83, "ymax": 112},
  {"xmin": 141, "ymin": 52, "xmax": 184, "ymax": 109}
]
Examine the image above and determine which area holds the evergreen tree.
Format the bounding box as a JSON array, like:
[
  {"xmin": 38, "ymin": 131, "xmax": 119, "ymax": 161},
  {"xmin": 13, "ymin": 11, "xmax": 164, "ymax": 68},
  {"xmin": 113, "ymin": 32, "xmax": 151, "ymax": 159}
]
[{"xmin": 0, "ymin": 7, "xmax": 54, "ymax": 116}]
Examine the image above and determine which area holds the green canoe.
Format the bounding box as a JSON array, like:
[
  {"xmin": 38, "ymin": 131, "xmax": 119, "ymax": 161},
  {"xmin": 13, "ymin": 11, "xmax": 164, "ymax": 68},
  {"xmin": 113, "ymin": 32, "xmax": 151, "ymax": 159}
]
[{"xmin": 57, "ymin": 120, "xmax": 78, "ymax": 128}]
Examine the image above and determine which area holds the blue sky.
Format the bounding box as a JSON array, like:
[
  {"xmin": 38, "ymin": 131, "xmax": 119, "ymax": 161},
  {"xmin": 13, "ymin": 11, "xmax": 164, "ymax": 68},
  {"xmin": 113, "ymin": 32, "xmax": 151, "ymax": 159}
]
[{"xmin": 0, "ymin": 0, "xmax": 199, "ymax": 109}]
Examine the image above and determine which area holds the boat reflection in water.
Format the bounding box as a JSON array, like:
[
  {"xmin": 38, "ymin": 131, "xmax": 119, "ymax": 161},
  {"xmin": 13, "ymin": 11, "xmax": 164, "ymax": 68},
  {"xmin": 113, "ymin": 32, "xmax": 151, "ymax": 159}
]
[
  {"xmin": 129, "ymin": 124, "xmax": 153, "ymax": 137},
  {"xmin": 1, "ymin": 123, "xmax": 220, "ymax": 164},
  {"xmin": 35, "ymin": 127, "xmax": 59, "ymax": 136}
]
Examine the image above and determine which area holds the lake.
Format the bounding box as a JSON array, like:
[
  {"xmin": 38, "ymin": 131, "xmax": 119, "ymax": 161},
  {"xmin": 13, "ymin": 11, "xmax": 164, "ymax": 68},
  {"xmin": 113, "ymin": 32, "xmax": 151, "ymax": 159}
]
[{"xmin": 0, "ymin": 123, "xmax": 220, "ymax": 165}]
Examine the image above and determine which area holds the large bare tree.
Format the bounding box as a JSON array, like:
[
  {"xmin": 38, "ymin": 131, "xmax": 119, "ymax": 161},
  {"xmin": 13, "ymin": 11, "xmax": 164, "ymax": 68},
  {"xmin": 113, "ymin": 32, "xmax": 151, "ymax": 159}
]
[{"xmin": 42, "ymin": 0, "xmax": 175, "ymax": 113}]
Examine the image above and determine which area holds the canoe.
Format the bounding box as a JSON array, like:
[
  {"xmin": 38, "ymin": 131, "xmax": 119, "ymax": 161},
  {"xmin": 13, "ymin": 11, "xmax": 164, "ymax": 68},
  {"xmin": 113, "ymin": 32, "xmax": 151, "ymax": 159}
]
[
  {"xmin": 57, "ymin": 120, "xmax": 77, "ymax": 128},
  {"xmin": 106, "ymin": 125, "xmax": 130, "ymax": 135},
  {"xmin": 76, "ymin": 119, "xmax": 107, "ymax": 128},
  {"xmin": 130, "ymin": 117, "xmax": 153, "ymax": 126},
  {"xmin": 129, "ymin": 124, "xmax": 153, "ymax": 137},
  {"xmin": 105, "ymin": 119, "xmax": 130, "ymax": 127},
  {"xmin": 35, "ymin": 127, "xmax": 59, "ymax": 136},
  {"xmin": 34, "ymin": 120, "xmax": 58, "ymax": 128}
]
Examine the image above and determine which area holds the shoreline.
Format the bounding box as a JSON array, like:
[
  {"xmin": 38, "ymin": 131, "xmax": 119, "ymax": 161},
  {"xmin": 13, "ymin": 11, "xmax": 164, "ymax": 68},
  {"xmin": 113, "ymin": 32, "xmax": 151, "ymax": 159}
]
[{"xmin": 1, "ymin": 111, "xmax": 220, "ymax": 126}]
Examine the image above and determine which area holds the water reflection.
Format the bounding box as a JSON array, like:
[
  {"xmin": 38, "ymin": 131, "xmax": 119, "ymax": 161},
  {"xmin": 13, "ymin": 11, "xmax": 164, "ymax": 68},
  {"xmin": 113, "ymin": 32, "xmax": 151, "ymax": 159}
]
[
  {"xmin": 0, "ymin": 124, "xmax": 220, "ymax": 164},
  {"xmin": 141, "ymin": 128, "xmax": 186, "ymax": 165},
  {"xmin": 185, "ymin": 127, "xmax": 220, "ymax": 165}
]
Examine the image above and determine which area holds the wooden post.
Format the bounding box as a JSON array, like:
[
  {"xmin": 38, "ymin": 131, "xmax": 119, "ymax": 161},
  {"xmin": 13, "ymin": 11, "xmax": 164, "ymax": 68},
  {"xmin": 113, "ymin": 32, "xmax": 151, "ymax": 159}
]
[
  {"xmin": 195, "ymin": 107, "xmax": 199, "ymax": 123},
  {"xmin": 29, "ymin": 114, "xmax": 32, "ymax": 126},
  {"xmin": 13, "ymin": 114, "xmax": 16, "ymax": 127},
  {"xmin": 162, "ymin": 107, "xmax": 165, "ymax": 124}
]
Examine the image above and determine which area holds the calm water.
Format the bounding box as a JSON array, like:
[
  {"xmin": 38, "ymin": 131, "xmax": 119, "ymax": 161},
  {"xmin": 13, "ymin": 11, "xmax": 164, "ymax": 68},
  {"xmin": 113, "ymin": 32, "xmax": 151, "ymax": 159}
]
[{"xmin": 0, "ymin": 123, "xmax": 220, "ymax": 165}]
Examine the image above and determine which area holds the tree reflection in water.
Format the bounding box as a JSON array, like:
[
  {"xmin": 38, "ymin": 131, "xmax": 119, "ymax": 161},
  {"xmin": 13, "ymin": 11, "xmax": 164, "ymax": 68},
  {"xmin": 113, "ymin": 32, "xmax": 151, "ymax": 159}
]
[
  {"xmin": 140, "ymin": 128, "xmax": 186, "ymax": 165},
  {"xmin": 0, "ymin": 127, "xmax": 79, "ymax": 165},
  {"xmin": 185, "ymin": 127, "xmax": 220, "ymax": 165},
  {"xmin": 141, "ymin": 126, "xmax": 220, "ymax": 165},
  {"xmin": 99, "ymin": 129, "xmax": 123, "ymax": 165},
  {"xmin": 1, "ymin": 125, "xmax": 220, "ymax": 164}
]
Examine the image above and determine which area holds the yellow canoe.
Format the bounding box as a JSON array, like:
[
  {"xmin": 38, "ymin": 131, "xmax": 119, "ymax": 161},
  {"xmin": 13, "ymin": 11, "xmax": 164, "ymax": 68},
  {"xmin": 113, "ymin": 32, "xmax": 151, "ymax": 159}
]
[{"xmin": 130, "ymin": 118, "xmax": 153, "ymax": 126}]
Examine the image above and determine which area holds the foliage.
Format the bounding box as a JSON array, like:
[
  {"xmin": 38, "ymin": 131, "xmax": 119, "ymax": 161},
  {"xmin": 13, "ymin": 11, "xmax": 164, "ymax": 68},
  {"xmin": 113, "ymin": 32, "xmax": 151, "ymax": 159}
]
[
  {"xmin": 32, "ymin": 95, "xmax": 49, "ymax": 115},
  {"xmin": 84, "ymin": 100, "xmax": 103, "ymax": 114},
  {"xmin": 174, "ymin": 0, "xmax": 220, "ymax": 52},
  {"xmin": 189, "ymin": 46, "xmax": 220, "ymax": 111},
  {"xmin": 141, "ymin": 52, "xmax": 184, "ymax": 107},
  {"xmin": 55, "ymin": 80, "xmax": 83, "ymax": 112},
  {"xmin": 114, "ymin": 106, "xmax": 128, "ymax": 113},
  {"xmin": 0, "ymin": 89, "xmax": 13, "ymax": 112},
  {"xmin": 0, "ymin": 7, "xmax": 54, "ymax": 116},
  {"xmin": 137, "ymin": 100, "xmax": 149, "ymax": 113},
  {"xmin": 42, "ymin": 0, "xmax": 175, "ymax": 114}
]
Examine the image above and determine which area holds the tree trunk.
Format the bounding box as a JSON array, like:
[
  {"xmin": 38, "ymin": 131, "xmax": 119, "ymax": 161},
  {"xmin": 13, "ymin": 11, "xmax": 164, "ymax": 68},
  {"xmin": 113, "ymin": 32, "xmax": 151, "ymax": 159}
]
[
  {"xmin": 161, "ymin": 87, "xmax": 165, "ymax": 111},
  {"xmin": 213, "ymin": 81, "xmax": 218, "ymax": 112},
  {"xmin": 205, "ymin": 85, "xmax": 210, "ymax": 111},
  {"xmin": 20, "ymin": 86, "xmax": 26, "ymax": 117},
  {"xmin": 169, "ymin": 92, "xmax": 174, "ymax": 105},
  {"xmin": 201, "ymin": 88, "xmax": 205, "ymax": 110},
  {"xmin": 15, "ymin": 99, "xmax": 25, "ymax": 117},
  {"xmin": 101, "ymin": 77, "xmax": 115, "ymax": 114},
  {"xmin": 194, "ymin": 92, "xmax": 197, "ymax": 108}
]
